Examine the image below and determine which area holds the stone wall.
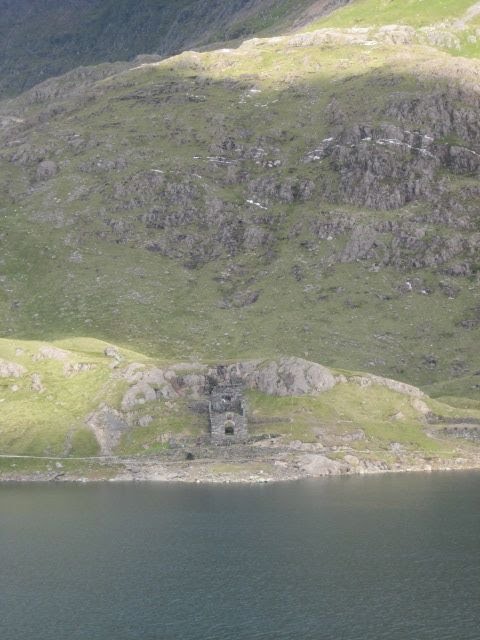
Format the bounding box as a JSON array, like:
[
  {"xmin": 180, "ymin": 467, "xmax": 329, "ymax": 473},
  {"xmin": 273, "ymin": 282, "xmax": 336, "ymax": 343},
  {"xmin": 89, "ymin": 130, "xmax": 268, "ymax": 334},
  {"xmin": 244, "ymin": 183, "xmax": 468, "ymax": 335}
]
[{"xmin": 209, "ymin": 384, "xmax": 248, "ymax": 443}]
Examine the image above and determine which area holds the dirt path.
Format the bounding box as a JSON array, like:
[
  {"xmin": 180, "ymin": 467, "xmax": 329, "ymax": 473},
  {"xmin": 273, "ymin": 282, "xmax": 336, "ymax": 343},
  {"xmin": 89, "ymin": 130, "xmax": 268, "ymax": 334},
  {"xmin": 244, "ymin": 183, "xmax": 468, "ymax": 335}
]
[{"xmin": 454, "ymin": 1, "xmax": 480, "ymax": 28}]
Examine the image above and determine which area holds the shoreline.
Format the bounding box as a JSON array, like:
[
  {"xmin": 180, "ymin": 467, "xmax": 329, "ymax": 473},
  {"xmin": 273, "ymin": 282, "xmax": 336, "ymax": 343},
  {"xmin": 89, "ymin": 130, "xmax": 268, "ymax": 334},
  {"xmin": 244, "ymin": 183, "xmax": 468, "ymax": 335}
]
[{"xmin": 1, "ymin": 450, "xmax": 479, "ymax": 484}]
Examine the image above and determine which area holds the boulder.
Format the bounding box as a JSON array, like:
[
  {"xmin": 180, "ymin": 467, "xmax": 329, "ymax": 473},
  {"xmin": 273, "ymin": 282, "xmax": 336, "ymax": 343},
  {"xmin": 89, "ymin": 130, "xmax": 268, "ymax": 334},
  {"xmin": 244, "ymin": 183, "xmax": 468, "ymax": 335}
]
[
  {"xmin": 104, "ymin": 346, "xmax": 122, "ymax": 360},
  {"xmin": 138, "ymin": 415, "xmax": 154, "ymax": 427},
  {"xmin": 241, "ymin": 357, "xmax": 336, "ymax": 396},
  {"xmin": 299, "ymin": 454, "xmax": 346, "ymax": 476},
  {"xmin": 121, "ymin": 382, "xmax": 157, "ymax": 409},
  {"xmin": 63, "ymin": 362, "xmax": 96, "ymax": 377},
  {"xmin": 36, "ymin": 160, "xmax": 58, "ymax": 180},
  {"xmin": 31, "ymin": 373, "xmax": 44, "ymax": 392},
  {"xmin": 34, "ymin": 346, "xmax": 69, "ymax": 361},
  {"xmin": 0, "ymin": 359, "xmax": 26, "ymax": 378}
]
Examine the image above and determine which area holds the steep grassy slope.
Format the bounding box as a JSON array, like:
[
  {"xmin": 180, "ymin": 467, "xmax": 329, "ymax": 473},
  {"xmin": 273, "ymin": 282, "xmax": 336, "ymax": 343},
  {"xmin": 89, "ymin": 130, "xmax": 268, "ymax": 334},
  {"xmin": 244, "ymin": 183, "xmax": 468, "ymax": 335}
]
[
  {"xmin": 313, "ymin": 0, "xmax": 477, "ymax": 27},
  {"xmin": 0, "ymin": 0, "xmax": 343, "ymax": 97},
  {"xmin": 309, "ymin": 0, "xmax": 480, "ymax": 58},
  {"xmin": 1, "ymin": 19, "xmax": 480, "ymax": 397}
]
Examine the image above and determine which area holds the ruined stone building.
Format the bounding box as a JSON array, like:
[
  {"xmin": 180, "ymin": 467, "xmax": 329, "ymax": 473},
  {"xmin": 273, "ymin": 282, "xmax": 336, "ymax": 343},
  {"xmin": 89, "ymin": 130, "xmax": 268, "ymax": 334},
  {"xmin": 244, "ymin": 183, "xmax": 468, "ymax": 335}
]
[{"xmin": 209, "ymin": 384, "xmax": 247, "ymax": 443}]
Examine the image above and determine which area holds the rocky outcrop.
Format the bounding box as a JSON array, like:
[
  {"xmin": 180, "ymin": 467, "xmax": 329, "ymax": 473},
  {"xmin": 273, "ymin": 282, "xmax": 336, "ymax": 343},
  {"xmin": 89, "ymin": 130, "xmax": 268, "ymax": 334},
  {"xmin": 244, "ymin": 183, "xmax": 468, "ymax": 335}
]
[
  {"xmin": 290, "ymin": 198, "xmax": 480, "ymax": 271},
  {"xmin": 348, "ymin": 374, "xmax": 425, "ymax": 398},
  {"xmin": 297, "ymin": 452, "xmax": 393, "ymax": 476},
  {"xmin": 36, "ymin": 159, "xmax": 58, "ymax": 180},
  {"xmin": 63, "ymin": 363, "xmax": 97, "ymax": 377},
  {"xmin": 219, "ymin": 289, "xmax": 260, "ymax": 309},
  {"xmin": 104, "ymin": 346, "xmax": 122, "ymax": 360},
  {"xmin": 119, "ymin": 356, "xmax": 337, "ymax": 410},
  {"xmin": 30, "ymin": 373, "xmax": 45, "ymax": 393},
  {"xmin": 34, "ymin": 346, "xmax": 70, "ymax": 361},
  {"xmin": 117, "ymin": 356, "xmax": 434, "ymax": 413},
  {"xmin": 86, "ymin": 404, "xmax": 129, "ymax": 455},
  {"xmin": 247, "ymin": 176, "xmax": 315, "ymax": 204},
  {"xmin": 385, "ymin": 89, "xmax": 480, "ymax": 146},
  {"xmin": 307, "ymin": 122, "xmax": 479, "ymax": 210},
  {"xmin": 298, "ymin": 453, "xmax": 346, "ymax": 476},
  {"xmin": 236, "ymin": 357, "xmax": 337, "ymax": 396},
  {"xmin": 0, "ymin": 359, "xmax": 26, "ymax": 378},
  {"xmin": 121, "ymin": 367, "xmax": 199, "ymax": 409}
]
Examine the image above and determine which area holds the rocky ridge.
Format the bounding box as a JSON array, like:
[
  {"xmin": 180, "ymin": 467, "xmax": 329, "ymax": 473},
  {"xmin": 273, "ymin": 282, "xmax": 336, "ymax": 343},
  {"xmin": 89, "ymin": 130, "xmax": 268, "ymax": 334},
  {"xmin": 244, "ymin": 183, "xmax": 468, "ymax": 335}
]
[{"xmin": 0, "ymin": 0, "xmax": 348, "ymax": 98}]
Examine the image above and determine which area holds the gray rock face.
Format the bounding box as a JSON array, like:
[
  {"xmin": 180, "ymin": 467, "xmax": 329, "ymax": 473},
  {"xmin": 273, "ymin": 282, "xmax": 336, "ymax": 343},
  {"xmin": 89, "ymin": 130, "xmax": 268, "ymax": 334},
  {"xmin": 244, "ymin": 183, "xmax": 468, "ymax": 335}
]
[
  {"xmin": 298, "ymin": 454, "xmax": 346, "ymax": 476},
  {"xmin": 313, "ymin": 125, "xmax": 441, "ymax": 210},
  {"xmin": 0, "ymin": 359, "xmax": 27, "ymax": 378},
  {"xmin": 238, "ymin": 357, "xmax": 336, "ymax": 396},
  {"xmin": 248, "ymin": 176, "xmax": 315, "ymax": 204},
  {"xmin": 292, "ymin": 197, "xmax": 480, "ymax": 271},
  {"xmin": 121, "ymin": 367, "xmax": 206, "ymax": 409},
  {"xmin": 87, "ymin": 404, "xmax": 129, "ymax": 456},
  {"xmin": 304, "ymin": 86, "xmax": 480, "ymax": 215},
  {"xmin": 118, "ymin": 358, "xmax": 427, "ymax": 416},
  {"xmin": 120, "ymin": 357, "xmax": 336, "ymax": 409},
  {"xmin": 121, "ymin": 381, "xmax": 158, "ymax": 410},
  {"xmin": 385, "ymin": 89, "xmax": 480, "ymax": 145},
  {"xmin": 36, "ymin": 160, "xmax": 58, "ymax": 180},
  {"xmin": 122, "ymin": 174, "xmax": 278, "ymax": 267}
]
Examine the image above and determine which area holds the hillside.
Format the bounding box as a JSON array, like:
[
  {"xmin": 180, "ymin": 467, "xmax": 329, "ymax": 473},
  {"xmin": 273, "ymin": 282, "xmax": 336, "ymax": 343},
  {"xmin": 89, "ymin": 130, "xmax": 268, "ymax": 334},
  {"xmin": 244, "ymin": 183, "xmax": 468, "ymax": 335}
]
[
  {"xmin": 311, "ymin": 0, "xmax": 480, "ymax": 28},
  {"xmin": 0, "ymin": 0, "xmax": 345, "ymax": 97},
  {"xmin": 0, "ymin": 337, "xmax": 479, "ymax": 481},
  {"xmin": 0, "ymin": 0, "xmax": 479, "ymax": 475}
]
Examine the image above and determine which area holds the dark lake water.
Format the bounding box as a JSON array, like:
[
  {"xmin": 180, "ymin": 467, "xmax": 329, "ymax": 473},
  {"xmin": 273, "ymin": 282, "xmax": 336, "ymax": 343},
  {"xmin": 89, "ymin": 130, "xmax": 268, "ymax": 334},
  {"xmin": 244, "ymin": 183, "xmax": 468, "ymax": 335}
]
[{"xmin": 0, "ymin": 474, "xmax": 479, "ymax": 640}]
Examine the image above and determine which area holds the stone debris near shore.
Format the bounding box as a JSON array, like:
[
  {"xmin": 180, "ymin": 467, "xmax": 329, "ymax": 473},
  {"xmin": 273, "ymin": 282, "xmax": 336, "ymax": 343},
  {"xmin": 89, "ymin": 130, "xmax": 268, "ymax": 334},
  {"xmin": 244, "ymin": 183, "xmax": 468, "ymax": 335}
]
[{"xmin": 2, "ymin": 447, "xmax": 479, "ymax": 485}]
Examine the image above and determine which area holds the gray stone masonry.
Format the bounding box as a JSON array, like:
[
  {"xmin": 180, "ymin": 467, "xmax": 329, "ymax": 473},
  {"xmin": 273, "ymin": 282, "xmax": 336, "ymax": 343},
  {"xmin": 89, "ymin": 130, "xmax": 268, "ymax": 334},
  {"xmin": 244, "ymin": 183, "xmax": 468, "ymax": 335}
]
[{"xmin": 209, "ymin": 384, "xmax": 247, "ymax": 444}]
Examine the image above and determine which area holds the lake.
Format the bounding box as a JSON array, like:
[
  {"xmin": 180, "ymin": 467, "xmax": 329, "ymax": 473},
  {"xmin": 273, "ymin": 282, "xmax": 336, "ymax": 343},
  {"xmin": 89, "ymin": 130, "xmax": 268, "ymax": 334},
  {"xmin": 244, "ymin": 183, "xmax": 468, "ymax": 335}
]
[{"xmin": 0, "ymin": 474, "xmax": 479, "ymax": 640}]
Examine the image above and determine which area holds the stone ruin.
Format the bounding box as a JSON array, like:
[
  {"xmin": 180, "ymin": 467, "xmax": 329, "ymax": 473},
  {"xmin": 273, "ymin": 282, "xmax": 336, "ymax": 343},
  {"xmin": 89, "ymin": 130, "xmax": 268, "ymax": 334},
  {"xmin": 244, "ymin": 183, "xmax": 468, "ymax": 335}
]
[{"xmin": 209, "ymin": 383, "xmax": 247, "ymax": 444}]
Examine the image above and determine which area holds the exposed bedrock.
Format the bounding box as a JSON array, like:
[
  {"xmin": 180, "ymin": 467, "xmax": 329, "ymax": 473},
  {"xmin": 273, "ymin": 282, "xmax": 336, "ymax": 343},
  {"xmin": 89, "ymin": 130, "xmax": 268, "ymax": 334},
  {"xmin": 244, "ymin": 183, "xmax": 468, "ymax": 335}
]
[{"xmin": 119, "ymin": 356, "xmax": 424, "ymax": 410}]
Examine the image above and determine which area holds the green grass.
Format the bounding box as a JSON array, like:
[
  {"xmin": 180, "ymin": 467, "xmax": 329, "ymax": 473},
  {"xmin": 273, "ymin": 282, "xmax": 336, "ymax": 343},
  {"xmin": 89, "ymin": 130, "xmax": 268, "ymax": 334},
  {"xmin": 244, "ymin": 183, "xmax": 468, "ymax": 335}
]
[
  {"xmin": 0, "ymin": 338, "xmax": 123, "ymax": 456},
  {"xmin": 303, "ymin": 0, "xmax": 480, "ymax": 59},
  {"xmin": 247, "ymin": 383, "xmax": 463, "ymax": 457},
  {"xmin": 116, "ymin": 400, "xmax": 207, "ymax": 455},
  {"xmin": 310, "ymin": 0, "xmax": 477, "ymax": 28},
  {"xmin": 0, "ymin": 336, "xmax": 205, "ymax": 458},
  {"xmin": 433, "ymin": 396, "xmax": 480, "ymax": 411},
  {"xmin": 0, "ymin": 456, "xmax": 121, "ymax": 479}
]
